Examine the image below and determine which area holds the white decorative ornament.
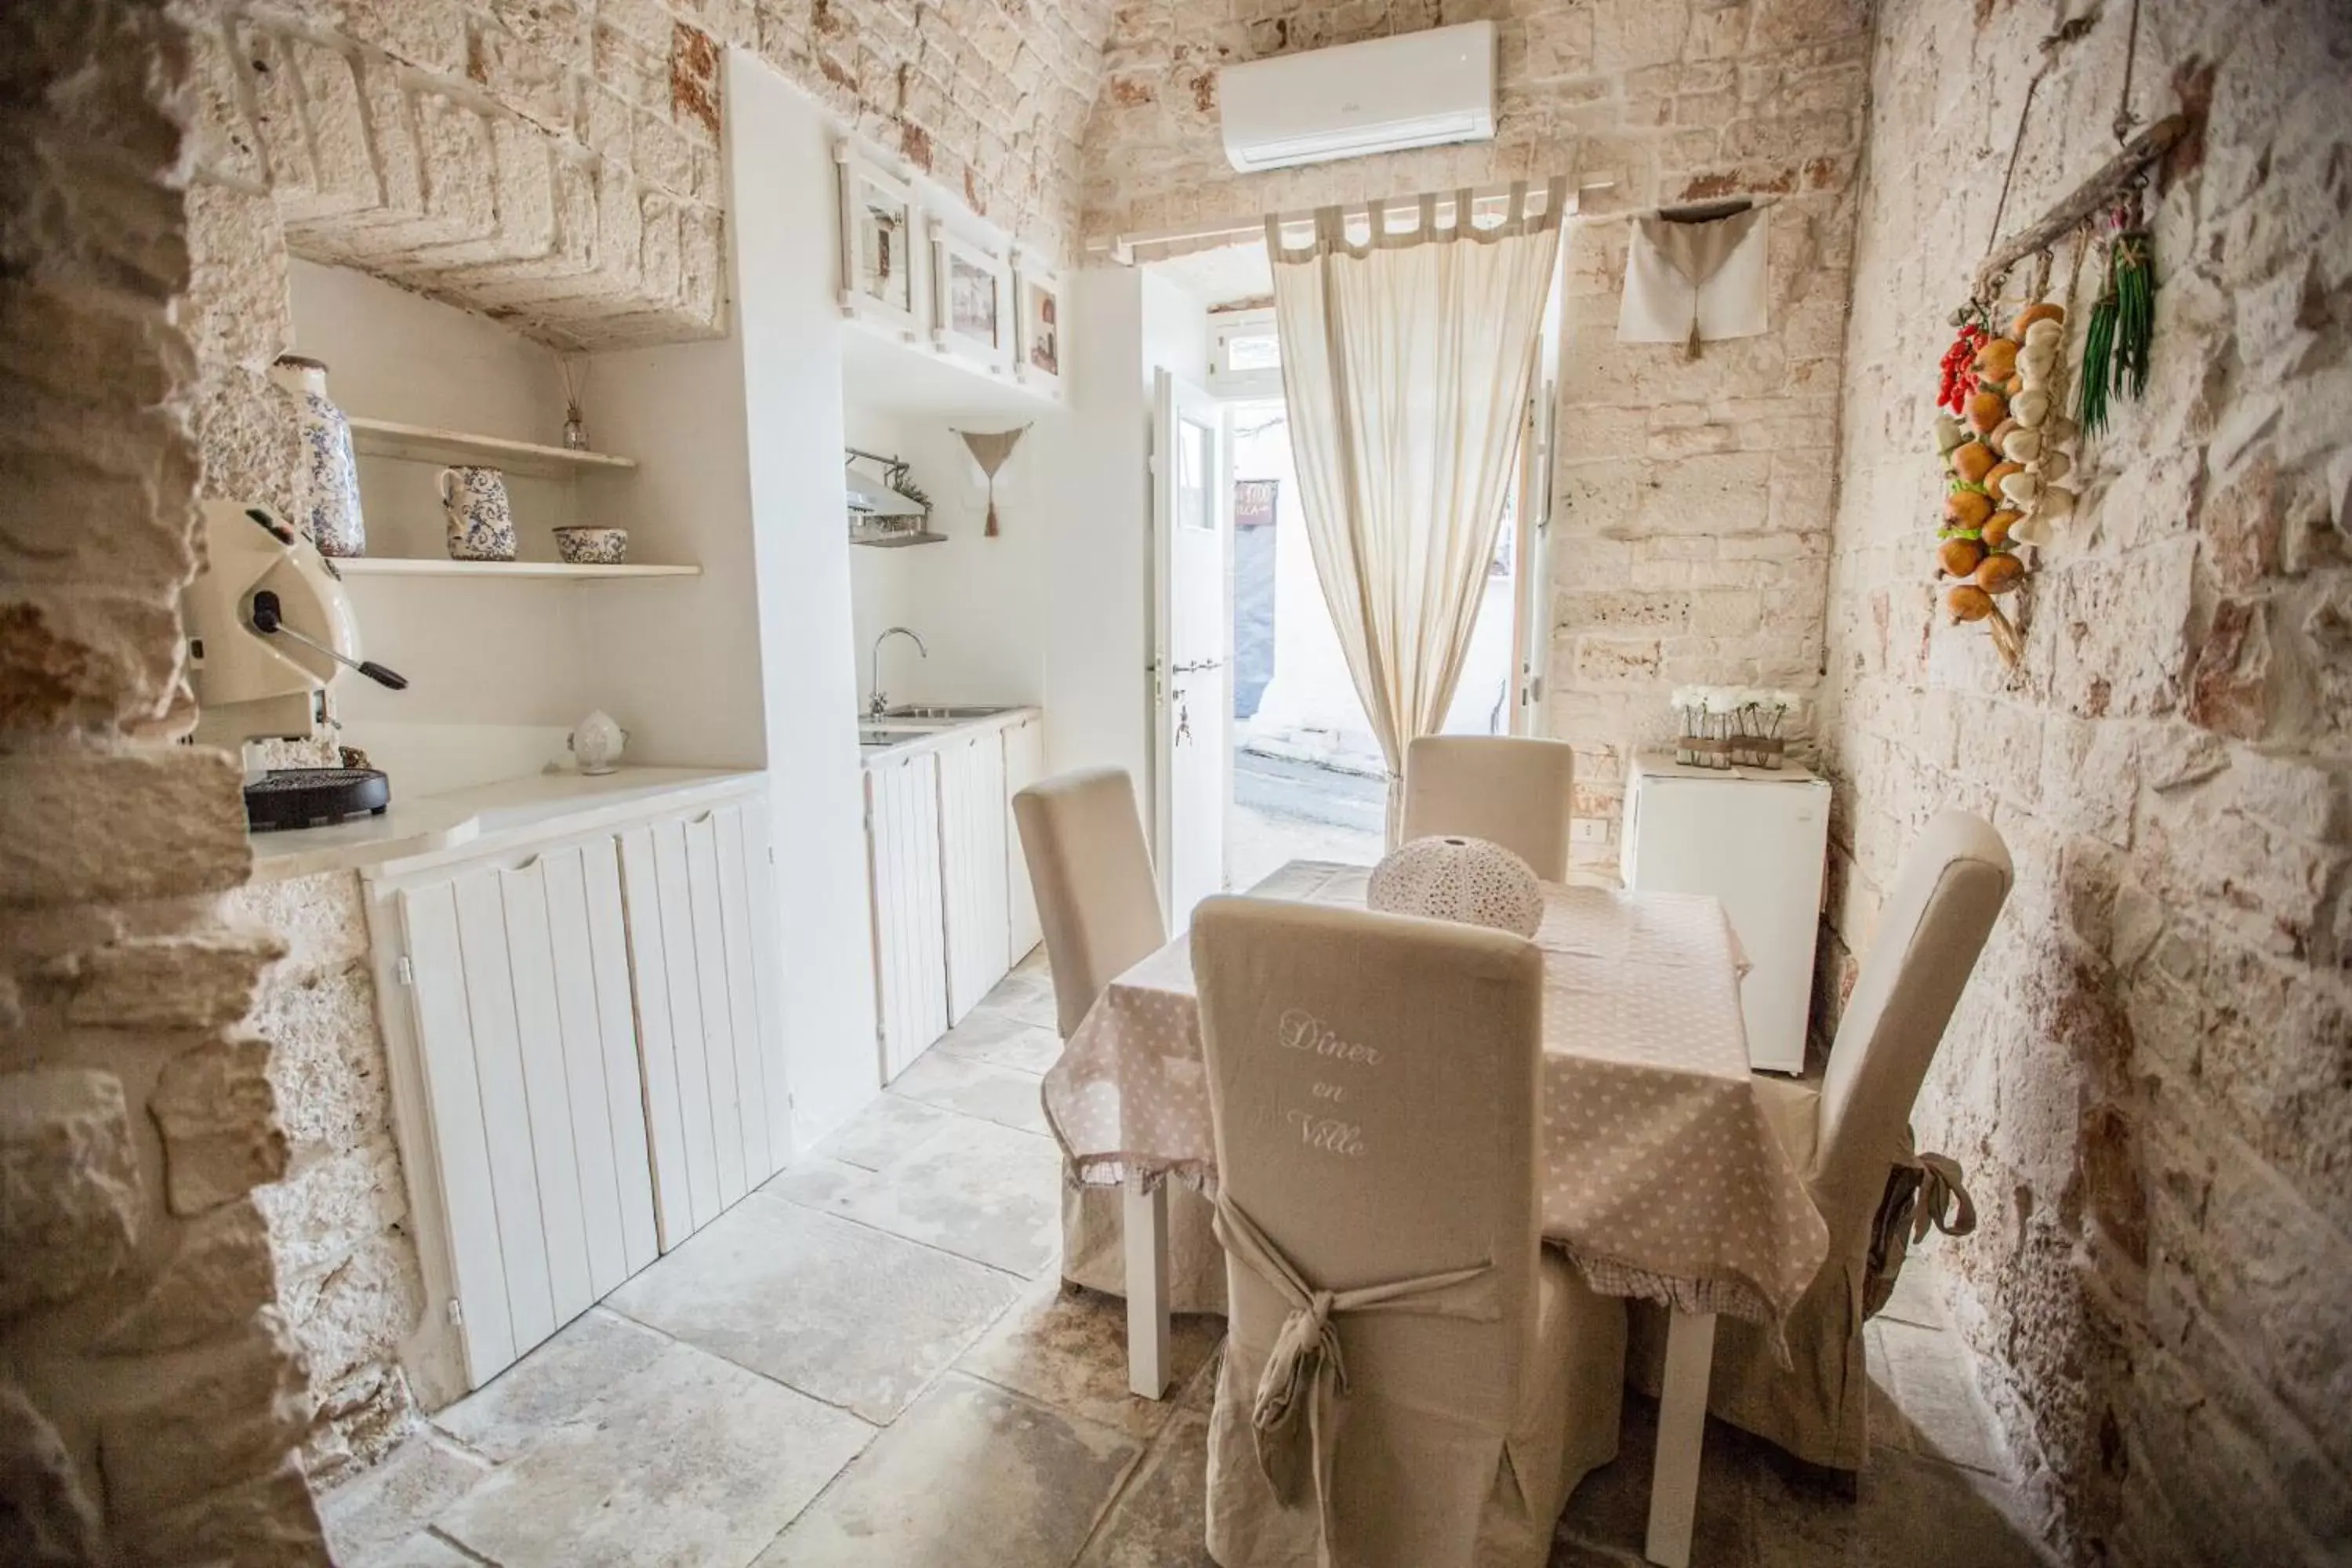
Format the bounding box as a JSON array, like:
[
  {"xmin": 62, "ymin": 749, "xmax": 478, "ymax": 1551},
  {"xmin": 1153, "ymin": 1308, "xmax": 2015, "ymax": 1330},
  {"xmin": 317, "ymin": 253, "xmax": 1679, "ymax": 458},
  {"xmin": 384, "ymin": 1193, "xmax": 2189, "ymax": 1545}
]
[
  {"xmin": 1367, "ymin": 836, "xmax": 1544, "ymax": 938},
  {"xmin": 569, "ymin": 710, "xmax": 628, "ymax": 775}
]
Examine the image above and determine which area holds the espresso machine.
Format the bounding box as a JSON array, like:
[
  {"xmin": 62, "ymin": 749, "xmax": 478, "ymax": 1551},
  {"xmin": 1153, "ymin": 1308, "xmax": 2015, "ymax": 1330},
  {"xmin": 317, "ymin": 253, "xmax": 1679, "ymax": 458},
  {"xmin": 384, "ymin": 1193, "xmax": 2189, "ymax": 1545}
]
[{"xmin": 183, "ymin": 500, "xmax": 408, "ymax": 831}]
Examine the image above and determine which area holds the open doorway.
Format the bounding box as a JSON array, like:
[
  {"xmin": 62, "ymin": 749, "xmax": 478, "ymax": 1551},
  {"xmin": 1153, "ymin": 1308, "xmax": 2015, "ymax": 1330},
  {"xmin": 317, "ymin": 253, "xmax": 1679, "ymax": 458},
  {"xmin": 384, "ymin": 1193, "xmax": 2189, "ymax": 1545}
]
[
  {"xmin": 1147, "ymin": 232, "xmax": 1550, "ymax": 899},
  {"xmin": 1224, "ymin": 388, "xmax": 1519, "ymax": 887}
]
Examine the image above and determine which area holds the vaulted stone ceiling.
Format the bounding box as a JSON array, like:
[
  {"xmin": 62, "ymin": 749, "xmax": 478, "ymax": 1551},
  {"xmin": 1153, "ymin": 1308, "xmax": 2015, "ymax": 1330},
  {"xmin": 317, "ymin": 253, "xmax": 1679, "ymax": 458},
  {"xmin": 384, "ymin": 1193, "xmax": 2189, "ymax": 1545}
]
[{"xmin": 193, "ymin": 0, "xmax": 1121, "ymax": 350}]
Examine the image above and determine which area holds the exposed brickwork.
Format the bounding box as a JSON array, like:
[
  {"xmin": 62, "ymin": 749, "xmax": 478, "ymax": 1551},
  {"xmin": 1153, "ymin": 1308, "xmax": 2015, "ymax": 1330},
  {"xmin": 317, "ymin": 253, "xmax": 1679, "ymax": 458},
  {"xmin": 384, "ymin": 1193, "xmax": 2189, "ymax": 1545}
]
[
  {"xmin": 186, "ymin": 0, "xmax": 1121, "ymax": 350},
  {"xmin": 1818, "ymin": 0, "xmax": 2352, "ymax": 1560},
  {"xmin": 0, "ymin": 0, "xmax": 328, "ymax": 1556},
  {"xmin": 1080, "ymin": 0, "xmax": 1869, "ymax": 869}
]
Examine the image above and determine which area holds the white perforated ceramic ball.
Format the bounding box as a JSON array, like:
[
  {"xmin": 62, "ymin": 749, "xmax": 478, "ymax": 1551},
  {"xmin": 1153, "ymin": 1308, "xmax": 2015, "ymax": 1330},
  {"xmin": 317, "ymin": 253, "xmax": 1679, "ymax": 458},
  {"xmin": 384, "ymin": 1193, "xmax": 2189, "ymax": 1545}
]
[{"xmin": 1367, "ymin": 836, "xmax": 1544, "ymax": 938}]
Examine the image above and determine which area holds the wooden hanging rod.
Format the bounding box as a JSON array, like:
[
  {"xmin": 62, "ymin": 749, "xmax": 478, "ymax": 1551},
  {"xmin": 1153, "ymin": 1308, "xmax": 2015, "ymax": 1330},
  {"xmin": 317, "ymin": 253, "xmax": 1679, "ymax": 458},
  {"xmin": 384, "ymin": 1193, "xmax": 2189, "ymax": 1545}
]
[{"xmin": 1973, "ymin": 112, "xmax": 2191, "ymax": 297}]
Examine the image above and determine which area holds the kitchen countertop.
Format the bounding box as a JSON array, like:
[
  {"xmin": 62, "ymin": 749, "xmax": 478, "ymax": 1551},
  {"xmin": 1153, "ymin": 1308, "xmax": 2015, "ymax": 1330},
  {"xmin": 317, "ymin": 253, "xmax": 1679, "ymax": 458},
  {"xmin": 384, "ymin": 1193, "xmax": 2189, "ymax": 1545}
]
[
  {"xmin": 858, "ymin": 706, "xmax": 1039, "ymax": 764},
  {"xmin": 245, "ymin": 765, "xmax": 767, "ymax": 883}
]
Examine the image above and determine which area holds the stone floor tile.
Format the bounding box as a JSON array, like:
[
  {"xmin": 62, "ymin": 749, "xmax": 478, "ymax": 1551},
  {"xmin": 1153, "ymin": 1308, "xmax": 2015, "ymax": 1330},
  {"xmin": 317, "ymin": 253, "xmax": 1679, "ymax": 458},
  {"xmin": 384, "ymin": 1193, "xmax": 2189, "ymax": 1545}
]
[
  {"xmin": 757, "ymin": 1373, "xmax": 1142, "ymax": 1568},
  {"xmin": 1553, "ymin": 1396, "xmax": 1755, "ymax": 1566},
  {"xmin": 1748, "ymin": 1445, "xmax": 2052, "ymax": 1567},
  {"xmin": 809, "ymin": 1089, "xmax": 955, "ymax": 1172},
  {"xmin": 1876, "ymin": 1317, "xmax": 2006, "ymax": 1476},
  {"xmin": 770, "ymin": 1110, "xmax": 1063, "ymax": 1276},
  {"xmin": 887, "ymin": 1047, "xmax": 1053, "ymax": 1134},
  {"xmin": 1178, "ymin": 1338, "xmax": 1224, "ymax": 1414},
  {"xmin": 434, "ymin": 1340, "xmax": 873, "ymax": 1568},
  {"xmin": 433, "ymin": 1306, "xmax": 669, "ymax": 1463},
  {"xmin": 318, "ymin": 1430, "xmax": 492, "ymax": 1568},
  {"xmin": 365, "ymin": 1530, "xmax": 478, "ymax": 1566},
  {"xmin": 1073, "ymin": 1410, "xmax": 1214, "ymax": 1567},
  {"xmin": 1876, "ymin": 1250, "xmax": 1950, "ymax": 1330},
  {"xmin": 934, "ymin": 1006, "xmax": 1067, "ymax": 1073},
  {"xmin": 607, "ymin": 1192, "xmax": 1021, "ymax": 1422},
  {"xmin": 1864, "ymin": 1319, "xmax": 1912, "ymax": 1455},
  {"xmin": 958, "ymin": 1276, "xmax": 1223, "ymax": 1438}
]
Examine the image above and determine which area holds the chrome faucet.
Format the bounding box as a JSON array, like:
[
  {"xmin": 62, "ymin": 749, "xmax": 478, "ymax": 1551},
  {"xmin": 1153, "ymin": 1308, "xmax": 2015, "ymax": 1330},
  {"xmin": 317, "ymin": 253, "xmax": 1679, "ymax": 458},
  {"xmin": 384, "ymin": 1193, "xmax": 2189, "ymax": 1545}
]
[{"xmin": 868, "ymin": 626, "xmax": 927, "ymax": 720}]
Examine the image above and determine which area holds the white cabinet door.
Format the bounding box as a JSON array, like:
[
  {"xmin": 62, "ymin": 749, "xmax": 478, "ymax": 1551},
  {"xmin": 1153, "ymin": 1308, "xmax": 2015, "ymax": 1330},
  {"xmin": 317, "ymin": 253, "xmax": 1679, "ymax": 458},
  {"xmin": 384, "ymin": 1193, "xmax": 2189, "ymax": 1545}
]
[
  {"xmin": 867, "ymin": 751, "xmax": 949, "ymax": 1082},
  {"xmin": 938, "ymin": 731, "xmax": 1011, "ymax": 1023},
  {"xmin": 397, "ymin": 840, "xmax": 659, "ymax": 1390},
  {"xmin": 1001, "ymin": 715, "xmax": 1044, "ymax": 966},
  {"xmin": 618, "ymin": 801, "xmax": 793, "ymax": 1249}
]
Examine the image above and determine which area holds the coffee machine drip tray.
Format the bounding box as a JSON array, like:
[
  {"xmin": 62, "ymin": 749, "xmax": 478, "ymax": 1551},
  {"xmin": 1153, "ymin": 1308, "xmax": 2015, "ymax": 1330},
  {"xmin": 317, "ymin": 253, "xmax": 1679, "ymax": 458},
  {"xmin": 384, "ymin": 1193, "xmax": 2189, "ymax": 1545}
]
[{"xmin": 244, "ymin": 768, "xmax": 391, "ymax": 833}]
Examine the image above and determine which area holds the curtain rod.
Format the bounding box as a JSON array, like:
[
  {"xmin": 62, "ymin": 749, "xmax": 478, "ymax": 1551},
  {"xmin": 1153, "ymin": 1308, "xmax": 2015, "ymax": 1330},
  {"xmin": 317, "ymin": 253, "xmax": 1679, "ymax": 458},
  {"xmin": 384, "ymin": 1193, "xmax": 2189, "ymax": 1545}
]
[{"xmin": 1088, "ymin": 169, "xmax": 1613, "ymax": 266}]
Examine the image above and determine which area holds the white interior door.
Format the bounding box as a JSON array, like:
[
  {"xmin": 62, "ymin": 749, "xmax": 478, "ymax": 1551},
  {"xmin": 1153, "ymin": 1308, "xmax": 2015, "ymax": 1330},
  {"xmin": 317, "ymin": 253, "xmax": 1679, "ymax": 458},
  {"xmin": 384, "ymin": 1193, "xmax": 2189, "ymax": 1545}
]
[
  {"xmin": 1151, "ymin": 368, "xmax": 1232, "ymax": 933},
  {"xmin": 1511, "ymin": 379, "xmax": 1555, "ymax": 735}
]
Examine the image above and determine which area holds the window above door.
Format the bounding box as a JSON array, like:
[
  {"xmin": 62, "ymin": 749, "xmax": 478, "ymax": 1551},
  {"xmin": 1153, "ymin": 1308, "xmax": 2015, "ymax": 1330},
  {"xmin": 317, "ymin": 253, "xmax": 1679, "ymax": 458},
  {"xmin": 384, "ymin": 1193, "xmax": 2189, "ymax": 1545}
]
[{"xmin": 1210, "ymin": 307, "xmax": 1283, "ymax": 397}]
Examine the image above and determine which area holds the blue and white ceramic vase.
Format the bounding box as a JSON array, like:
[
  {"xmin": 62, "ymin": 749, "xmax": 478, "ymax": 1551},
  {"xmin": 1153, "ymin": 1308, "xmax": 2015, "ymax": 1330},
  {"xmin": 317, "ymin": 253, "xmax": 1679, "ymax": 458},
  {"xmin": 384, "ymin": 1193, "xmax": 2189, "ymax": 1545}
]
[
  {"xmin": 438, "ymin": 464, "xmax": 517, "ymax": 561},
  {"xmin": 269, "ymin": 354, "xmax": 366, "ymax": 557}
]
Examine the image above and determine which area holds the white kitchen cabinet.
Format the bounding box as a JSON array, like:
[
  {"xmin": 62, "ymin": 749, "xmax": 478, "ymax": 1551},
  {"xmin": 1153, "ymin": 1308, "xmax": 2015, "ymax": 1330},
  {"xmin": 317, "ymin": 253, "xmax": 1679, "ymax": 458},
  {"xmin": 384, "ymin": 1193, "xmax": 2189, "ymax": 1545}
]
[
  {"xmin": 1000, "ymin": 713, "xmax": 1044, "ymax": 966},
  {"xmin": 866, "ymin": 748, "xmax": 949, "ymax": 1082},
  {"xmin": 617, "ymin": 798, "xmax": 790, "ymax": 1247},
  {"xmin": 938, "ymin": 730, "xmax": 1011, "ymax": 1023},
  {"xmin": 395, "ymin": 838, "xmax": 662, "ymax": 1388},
  {"xmin": 377, "ymin": 775, "xmax": 787, "ymax": 1396}
]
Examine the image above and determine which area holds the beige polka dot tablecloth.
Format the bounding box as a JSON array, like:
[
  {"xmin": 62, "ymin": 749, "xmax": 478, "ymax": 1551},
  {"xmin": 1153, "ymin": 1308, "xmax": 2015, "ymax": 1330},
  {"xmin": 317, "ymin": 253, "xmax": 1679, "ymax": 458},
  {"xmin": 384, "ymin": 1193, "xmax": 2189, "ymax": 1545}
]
[{"xmin": 1042, "ymin": 861, "xmax": 1831, "ymax": 1330}]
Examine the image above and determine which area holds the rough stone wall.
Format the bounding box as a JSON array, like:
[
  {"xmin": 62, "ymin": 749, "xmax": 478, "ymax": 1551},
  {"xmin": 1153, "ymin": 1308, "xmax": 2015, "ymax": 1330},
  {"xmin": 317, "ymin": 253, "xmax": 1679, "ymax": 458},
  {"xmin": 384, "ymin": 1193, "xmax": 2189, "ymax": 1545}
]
[
  {"xmin": 225, "ymin": 873, "xmax": 425, "ymax": 1485},
  {"xmin": 1818, "ymin": 0, "xmax": 2352, "ymax": 1560},
  {"xmin": 180, "ymin": 24, "xmax": 439, "ymax": 1482},
  {"xmin": 0, "ymin": 2, "xmax": 328, "ymax": 1560},
  {"xmin": 187, "ymin": 0, "xmax": 1121, "ymax": 350},
  {"xmin": 1081, "ymin": 0, "xmax": 1871, "ymax": 871}
]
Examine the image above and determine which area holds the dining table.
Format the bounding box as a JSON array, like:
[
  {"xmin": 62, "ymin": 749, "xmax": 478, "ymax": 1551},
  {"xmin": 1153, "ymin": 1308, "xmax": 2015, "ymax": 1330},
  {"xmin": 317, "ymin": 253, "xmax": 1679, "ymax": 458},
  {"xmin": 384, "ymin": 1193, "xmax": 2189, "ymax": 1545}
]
[{"xmin": 1040, "ymin": 860, "xmax": 1831, "ymax": 1568}]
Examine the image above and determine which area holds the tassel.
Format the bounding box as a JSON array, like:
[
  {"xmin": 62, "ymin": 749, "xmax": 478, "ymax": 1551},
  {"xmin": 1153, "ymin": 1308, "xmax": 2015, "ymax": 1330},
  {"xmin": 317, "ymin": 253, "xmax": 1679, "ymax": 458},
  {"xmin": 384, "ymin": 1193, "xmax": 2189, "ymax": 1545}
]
[
  {"xmin": 1686, "ymin": 306, "xmax": 1703, "ymax": 361},
  {"xmin": 985, "ymin": 485, "xmax": 1000, "ymax": 537}
]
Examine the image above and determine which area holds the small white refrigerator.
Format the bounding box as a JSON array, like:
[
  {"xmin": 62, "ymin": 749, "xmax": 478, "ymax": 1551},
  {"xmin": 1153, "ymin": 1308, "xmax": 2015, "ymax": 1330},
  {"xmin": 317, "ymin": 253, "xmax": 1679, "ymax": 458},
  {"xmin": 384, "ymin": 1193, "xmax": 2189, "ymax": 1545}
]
[{"xmin": 1621, "ymin": 751, "xmax": 1830, "ymax": 1075}]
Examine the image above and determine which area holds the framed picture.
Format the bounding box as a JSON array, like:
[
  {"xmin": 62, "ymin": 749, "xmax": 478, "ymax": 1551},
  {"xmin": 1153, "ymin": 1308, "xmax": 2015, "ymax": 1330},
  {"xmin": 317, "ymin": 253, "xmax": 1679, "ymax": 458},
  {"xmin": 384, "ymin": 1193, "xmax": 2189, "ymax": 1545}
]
[
  {"xmin": 1011, "ymin": 254, "xmax": 1062, "ymax": 392},
  {"xmin": 931, "ymin": 227, "xmax": 1010, "ymax": 370},
  {"xmin": 836, "ymin": 143, "xmax": 921, "ymax": 336}
]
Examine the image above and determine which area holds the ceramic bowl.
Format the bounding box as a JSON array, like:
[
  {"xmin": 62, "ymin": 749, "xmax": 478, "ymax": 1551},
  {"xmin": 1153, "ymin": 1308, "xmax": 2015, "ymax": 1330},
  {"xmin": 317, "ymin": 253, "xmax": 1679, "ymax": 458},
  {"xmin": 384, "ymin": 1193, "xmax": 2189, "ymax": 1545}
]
[{"xmin": 554, "ymin": 526, "xmax": 630, "ymax": 565}]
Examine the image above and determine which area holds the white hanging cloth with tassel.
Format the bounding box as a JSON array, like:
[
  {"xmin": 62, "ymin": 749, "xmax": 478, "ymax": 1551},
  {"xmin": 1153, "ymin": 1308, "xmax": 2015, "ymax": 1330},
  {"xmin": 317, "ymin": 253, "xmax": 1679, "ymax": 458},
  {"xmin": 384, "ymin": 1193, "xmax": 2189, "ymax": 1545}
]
[{"xmin": 1616, "ymin": 204, "xmax": 1769, "ymax": 356}]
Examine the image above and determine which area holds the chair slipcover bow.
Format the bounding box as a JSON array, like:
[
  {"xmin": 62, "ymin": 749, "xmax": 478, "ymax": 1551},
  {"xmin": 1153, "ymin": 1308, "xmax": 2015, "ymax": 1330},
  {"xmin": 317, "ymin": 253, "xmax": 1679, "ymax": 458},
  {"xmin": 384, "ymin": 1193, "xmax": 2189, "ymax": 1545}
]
[{"xmin": 1214, "ymin": 1195, "xmax": 1501, "ymax": 1567}]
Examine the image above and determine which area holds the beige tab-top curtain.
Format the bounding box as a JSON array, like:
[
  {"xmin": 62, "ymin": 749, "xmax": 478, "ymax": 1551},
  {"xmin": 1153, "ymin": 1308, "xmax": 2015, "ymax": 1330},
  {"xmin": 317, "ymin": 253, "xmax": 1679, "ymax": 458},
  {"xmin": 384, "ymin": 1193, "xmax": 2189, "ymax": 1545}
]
[{"xmin": 1269, "ymin": 180, "xmax": 1566, "ymax": 837}]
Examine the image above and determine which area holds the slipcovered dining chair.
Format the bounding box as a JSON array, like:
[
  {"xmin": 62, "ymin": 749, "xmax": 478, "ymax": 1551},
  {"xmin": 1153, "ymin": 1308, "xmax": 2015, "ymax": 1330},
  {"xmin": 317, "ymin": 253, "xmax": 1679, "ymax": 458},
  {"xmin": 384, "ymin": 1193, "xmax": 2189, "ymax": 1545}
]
[
  {"xmin": 1011, "ymin": 767, "xmax": 1225, "ymax": 1313},
  {"xmin": 1628, "ymin": 809, "xmax": 2013, "ymax": 1473},
  {"xmin": 1399, "ymin": 735, "xmax": 1577, "ymax": 880},
  {"xmin": 1192, "ymin": 896, "xmax": 1624, "ymax": 1568}
]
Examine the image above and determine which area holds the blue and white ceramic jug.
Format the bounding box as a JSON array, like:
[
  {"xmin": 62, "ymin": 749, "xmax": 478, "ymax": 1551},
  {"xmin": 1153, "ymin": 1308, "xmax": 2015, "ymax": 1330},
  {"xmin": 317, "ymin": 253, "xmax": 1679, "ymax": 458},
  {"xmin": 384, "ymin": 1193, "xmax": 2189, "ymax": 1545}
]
[
  {"xmin": 439, "ymin": 464, "xmax": 516, "ymax": 561},
  {"xmin": 269, "ymin": 354, "xmax": 366, "ymax": 558}
]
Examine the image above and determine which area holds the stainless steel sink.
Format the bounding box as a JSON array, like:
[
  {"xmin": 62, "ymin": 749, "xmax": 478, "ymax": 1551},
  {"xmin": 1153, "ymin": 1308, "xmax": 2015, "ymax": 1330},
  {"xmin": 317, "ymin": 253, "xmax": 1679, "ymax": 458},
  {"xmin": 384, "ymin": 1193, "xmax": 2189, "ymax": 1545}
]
[{"xmin": 879, "ymin": 704, "xmax": 1016, "ymax": 720}]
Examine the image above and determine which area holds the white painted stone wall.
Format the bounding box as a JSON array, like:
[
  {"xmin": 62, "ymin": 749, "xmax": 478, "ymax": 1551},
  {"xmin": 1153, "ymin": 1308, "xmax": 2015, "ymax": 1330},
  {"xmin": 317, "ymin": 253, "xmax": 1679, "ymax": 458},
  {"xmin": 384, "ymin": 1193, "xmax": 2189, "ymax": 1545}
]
[
  {"xmin": 1080, "ymin": 0, "xmax": 1870, "ymax": 870},
  {"xmin": 1820, "ymin": 0, "xmax": 2352, "ymax": 1560}
]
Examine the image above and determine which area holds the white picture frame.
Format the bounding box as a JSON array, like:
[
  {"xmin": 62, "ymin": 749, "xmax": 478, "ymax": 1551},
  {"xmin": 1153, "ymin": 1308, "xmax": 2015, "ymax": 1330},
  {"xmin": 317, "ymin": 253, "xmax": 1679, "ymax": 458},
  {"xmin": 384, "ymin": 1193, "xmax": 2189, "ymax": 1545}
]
[
  {"xmin": 836, "ymin": 142, "xmax": 922, "ymax": 338},
  {"xmin": 1011, "ymin": 252, "xmax": 1063, "ymax": 393},
  {"xmin": 930, "ymin": 227, "xmax": 1011, "ymax": 372}
]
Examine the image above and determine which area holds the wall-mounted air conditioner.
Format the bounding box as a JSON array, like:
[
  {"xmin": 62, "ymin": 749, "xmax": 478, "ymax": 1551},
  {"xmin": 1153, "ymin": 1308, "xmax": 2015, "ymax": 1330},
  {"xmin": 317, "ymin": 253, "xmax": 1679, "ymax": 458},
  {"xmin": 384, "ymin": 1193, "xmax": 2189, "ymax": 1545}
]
[{"xmin": 1218, "ymin": 21, "xmax": 1497, "ymax": 174}]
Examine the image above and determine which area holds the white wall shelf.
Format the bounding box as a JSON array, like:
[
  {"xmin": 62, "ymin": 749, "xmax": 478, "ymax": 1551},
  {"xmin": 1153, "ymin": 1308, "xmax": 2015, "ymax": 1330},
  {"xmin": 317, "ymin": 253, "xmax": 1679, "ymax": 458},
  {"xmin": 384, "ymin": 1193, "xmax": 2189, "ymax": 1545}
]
[
  {"xmin": 347, "ymin": 416, "xmax": 638, "ymax": 477},
  {"xmin": 335, "ymin": 558, "xmax": 699, "ymax": 581}
]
